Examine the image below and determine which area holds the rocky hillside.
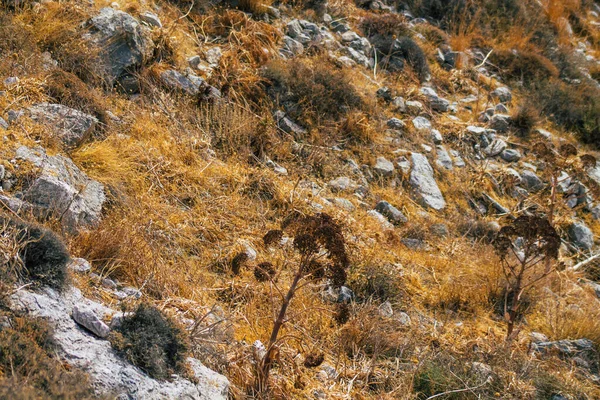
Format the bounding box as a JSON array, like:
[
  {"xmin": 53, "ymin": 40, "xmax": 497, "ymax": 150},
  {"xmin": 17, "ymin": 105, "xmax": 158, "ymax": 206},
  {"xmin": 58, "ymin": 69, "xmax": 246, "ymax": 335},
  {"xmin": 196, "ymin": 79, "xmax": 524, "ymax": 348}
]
[{"xmin": 1, "ymin": 0, "xmax": 600, "ymax": 398}]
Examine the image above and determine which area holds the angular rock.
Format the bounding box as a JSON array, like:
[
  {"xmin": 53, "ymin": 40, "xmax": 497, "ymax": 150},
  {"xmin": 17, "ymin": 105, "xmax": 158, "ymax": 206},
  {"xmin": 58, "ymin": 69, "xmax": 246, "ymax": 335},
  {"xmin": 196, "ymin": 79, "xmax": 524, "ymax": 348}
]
[
  {"xmin": 401, "ymin": 238, "xmax": 428, "ymax": 250},
  {"xmin": 396, "ymin": 311, "xmax": 411, "ymax": 326},
  {"xmin": 532, "ymin": 338, "xmax": 595, "ymax": 357},
  {"xmin": 367, "ymin": 210, "xmax": 393, "ymax": 229},
  {"xmin": 7, "ymin": 109, "xmax": 24, "ymax": 123},
  {"xmin": 68, "ymin": 258, "xmax": 92, "ymax": 274},
  {"xmin": 342, "ymin": 47, "xmax": 370, "ymax": 68},
  {"xmin": 431, "ymin": 129, "xmax": 443, "ymax": 144},
  {"xmin": 567, "ymin": 222, "xmax": 594, "ymax": 251},
  {"xmin": 587, "ymin": 165, "xmax": 600, "ymax": 187},
  {"xmin": 72, "ymin": 304, "xmax": 110, "ymax": 338},
  {"xmin": 375, "ymin": 201, "xmax": 408, "ymax": 225},
  {"xmin": 373, "ymin": 156, "xmax": 394, "ymax": 177},
  {"xmin": 387, "ymin": 118, "xmax": 406, "ymax": 130},
  {"xmin": 205, "ymin": 47, "xmax": 223, "ymax": 66},
  {"xmin": 536, "ymin": 128, "xmax": 553, "ymax": 140},
  {"xmin": 28, "ymin": 103, "xmax": 98, "ymax": 148},
  {"xmin": 11, "ymin": 288, "xmax": 229, "ymax": 399},
  {"xmin": 491, "ymin": 87, "xmax": 512, "ymax": 103},
  {"xmin": 265, "ymin": 159, "xmax": 287, "ymax": 176},
  {"xmin": 470, "ymin": 362, "xmax": 493, "ymax": 381},
  {"xmin": 482, "ymin": 193, "xmax": 509, "ymax": 215},
  {"xmin": 336, "ymin": 286, "xmax": 354, "ymax": 303},
  {"xmin": 435, "ymin": 146, "xmax": 453, "ymax": 170},
  {"xmin": 335, "ymin": 55, "xmax": 356, "ymax": 68},
  {"xmin": 274, "ymin": 110, "xmax": 307, "ymax": 136},
  {"xmin": 376, "ymin": 87, "xmax": 393, "ymax": 102},
  {"xmin": 489, "ymin": 114, "xmax": 511, "ymax": 133},
  {"xmin": 466, "ymin": 125, "xmax": 486, "ymax": 135},
  {"xmin": 409, "ymin": 153, "xmax": 446, "ymax": 210},
  {"xmin": 495, "ymin": 103, "xmax": 509, "ymax": 113},
  {"xmin": 341, "ymin": 31, "xmax": 360, "ymax": 43},
  {"xmin": 286, "ymin": 19, "xmax": 303, "ymax": 38},
  {"xmin": 188, "ymin": 55, "xmax": 201, "ymax": 69},
  {"xmin": 85, "ymin": 8, "xmax": 154, "ymax": 85},
  {"xmin": 0, "ymin": 117, "xmax": 8, "ymax": 130},
  {"xmin": 161, "ymin": 70, "xmax": 205, "ymax": 96},
  {"xmin": 16, "ymin": 146, "xmax": 105, "ymax": 232},
  {"xmin": 406, "ymin": 100, "xmax": 424, "ymax": 113},
  {"xmin": 484, "ymin": 138, "xmax": 507, "ymax": 157},
  {"xmin": 330, "ymin": 197, "xmax": 355, "ymax": 211},
  {"xmin": 281, "ymin": 36, "xmax": 304, "ymax": 57},
  {"xmin": 139, "ymin": 12, "xmax": 162, "ymax": 28},
  {"xmin": 450, "ymin": 149, "xmax": 466, "ymax": 168},
  {"xmin": 419, "ymin": 87, "xmax": 449, "ymax": 112},
  {"xmin": 378, "ymin": 301, "xmax": 393, "ymax": 318},
  {"xmin": 412, "ymin": 116, "xmax": 432, "ymax": 132},
  {"xmin": 392, "ymin": 96, "xmax": 406, "ymax": 112},
  {"xmin": 500, "ymin": 149, "xmax": 521, "ymax": 162},
  {"xmin": 429, "ymin": 223, "xmax": 449, "ymax": 237},
  {"xmin": 328, "ymin": 176, "xmax": 355, "ymax": 192},
  {"xmin": 520, "ymin": 170, "xmax": 544, "ymax": 192},
  {"xmin": 530, "ymin": 332, "xmax": 549, "ymax": 343},
  {"xmin": 505, "ymin": 168, "xmax": 522, "ymax": 184}
]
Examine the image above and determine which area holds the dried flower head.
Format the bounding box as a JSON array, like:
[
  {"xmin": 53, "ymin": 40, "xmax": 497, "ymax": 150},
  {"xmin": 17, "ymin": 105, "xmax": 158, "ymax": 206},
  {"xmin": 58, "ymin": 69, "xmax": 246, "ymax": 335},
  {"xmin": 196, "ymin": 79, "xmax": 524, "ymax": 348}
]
[
  {"xmin": 580, "ymin": 154, "xmax": 597, "ymax": 169},
  {"xmin": 254, "ymin": 262, "xmax": 276, "ymax": 282},
  {"xmin": 263, "ymin": 230, "xmax": 283, "ymax": 247},
  {"xmin": 231, "ymin": 252, "xmax": 248, "ymax": 275},
  {"xmin": 493, "ymin": 215, "xmax": 560, "ymax": 261},
  {"xmin": 303, "ymin": 352, "xmax": 325, "ymax": 368},
  {"xmin": 531, "ymin": 141, "xmax": 555, "ymax": 162},
  {"xmin": 559, "ymin": 143, "xmax": 578, "ymax": 158},
  {"xmin": 306, "ymin": 259, "xmax": 325, "ymax": 280},
  {"xmin": 334, "ymin": 303, "xmax": 351, "ymax": 325}
]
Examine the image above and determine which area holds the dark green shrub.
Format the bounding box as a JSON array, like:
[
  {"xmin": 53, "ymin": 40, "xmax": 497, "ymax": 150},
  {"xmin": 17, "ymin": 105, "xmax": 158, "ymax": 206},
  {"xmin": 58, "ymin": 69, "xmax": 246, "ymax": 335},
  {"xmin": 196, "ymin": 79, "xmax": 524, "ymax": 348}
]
[
  {"xmin": 405, "ymin": 0, "xmax": 524, "ymax": 33},
  {"xmin": 396, "ymin": 37, "xmax": 430, "ymax": 82},
  {"xmin": 490, "ymin": 49, "xmax": 559, "ymax": 86},
  {"xmin": 413, "ymin": 359, "xmax": 463, "ymax": 399},
  {"xmin": 533, "ymin": 371, "xmax": 567, "ymax": 400},
  {"xmin": 347, "ymin": 264, "xmax": 403, "ymax": 302},
  {"xmin": 263, "ymin": 58, "xmax": 363, "ymax": 126},
  {"xmin": 370, "ymin": 35, "xmax": 430, "ymax": 81},
  {"xmin": 112, "ymin": 303, "xmax": 188, "ymax": 380},
  {"xmin": 1, "ymin": 217, "xmax": 69, "ymax": 290},
  {"xmin": 532, "ymin": 80, "xmax": 600, "ymax": 147},
  {"xmin": 0, "ymin": 315, "xmax": 93, "ymax": 398},
  {"xmin": 412, "ymin": 355, "xmax": 502, "ymax": 399},
  {"xmin": 511, "ymin": 105, "xmax": 540, "ymax": 137},
  {"xmin": 45, "ymin": 69, "xmax": 109, "ymax": 127},
  {"xmin": 359, "ymin": 13, "xmax": 411, "ymax": 38}
]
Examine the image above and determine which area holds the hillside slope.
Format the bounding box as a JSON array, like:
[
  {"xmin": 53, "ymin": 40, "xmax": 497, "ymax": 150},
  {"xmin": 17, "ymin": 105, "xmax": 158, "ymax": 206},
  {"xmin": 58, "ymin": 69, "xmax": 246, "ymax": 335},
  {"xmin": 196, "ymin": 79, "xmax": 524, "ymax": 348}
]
[{"xmin": 1, "ymin": 0, "xmax": 600, "ymax": 398}]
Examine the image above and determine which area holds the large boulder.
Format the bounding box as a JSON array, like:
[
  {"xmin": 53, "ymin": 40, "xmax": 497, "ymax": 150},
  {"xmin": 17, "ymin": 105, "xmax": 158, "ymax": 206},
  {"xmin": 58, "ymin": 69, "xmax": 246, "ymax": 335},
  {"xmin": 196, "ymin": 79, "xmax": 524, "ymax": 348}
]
[
  {"xmin": 28, "ymin": 103, "xmax": 98, "ymax": 148},
  {"xmin": 409, "ymin": 153, "xmax": 446, "ymax": 210},
  {"xmin": 85, "ymin": 8, "xmax": 154, "ymax": 85},
  {"xmin": 15, "ymin": 146, "xmax": 105, "ymax": 232},
  {"xmin": 11, "ymin": 287, "xmax": 229, "ymax": 399}
]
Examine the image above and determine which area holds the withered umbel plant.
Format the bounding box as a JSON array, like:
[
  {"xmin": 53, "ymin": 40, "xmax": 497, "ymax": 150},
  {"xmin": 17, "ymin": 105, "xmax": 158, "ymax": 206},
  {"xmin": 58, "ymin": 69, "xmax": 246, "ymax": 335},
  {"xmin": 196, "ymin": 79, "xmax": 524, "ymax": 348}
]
[
  {"xmin": 255, "ymin": 213, "xmax": 349, "ymax": 392},
  {"xmin": 531, "ymin": 141, "xmax": 599, "ymax": 225},
  {"xmin": 493, "ymin": 216, "xmax": 560, "ymax": 341}
]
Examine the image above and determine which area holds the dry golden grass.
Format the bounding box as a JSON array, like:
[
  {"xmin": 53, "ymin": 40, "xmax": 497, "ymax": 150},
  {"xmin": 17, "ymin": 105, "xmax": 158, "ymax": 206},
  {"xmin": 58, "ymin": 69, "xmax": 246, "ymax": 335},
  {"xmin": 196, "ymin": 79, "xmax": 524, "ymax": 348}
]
[{"xmin": 2, "ymin": 0, "xmax": 600, "ymax": 398}]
